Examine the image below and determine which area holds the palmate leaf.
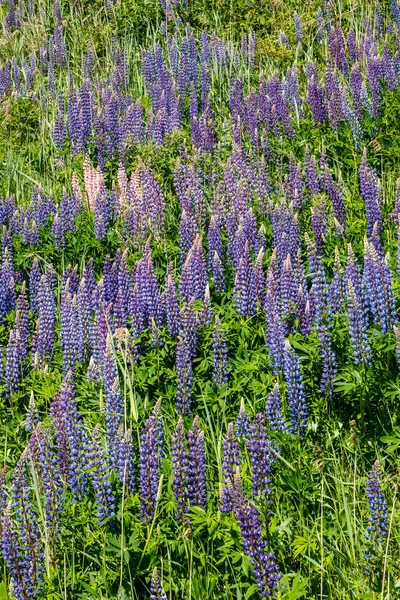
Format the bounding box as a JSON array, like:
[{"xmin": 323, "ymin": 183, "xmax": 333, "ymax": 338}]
[
  {"xmin": 381, "ymin": 428, "xmax": 400, "ymax": 454},
  {"xmin": 277, "ymin": 573, "xmax": 308, "ymax": 599}
]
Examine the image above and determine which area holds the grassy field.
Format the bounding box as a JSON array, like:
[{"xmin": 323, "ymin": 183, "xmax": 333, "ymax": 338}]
[{"xmin": 0, "ymin": 0, "xmax": 400, "ymax": 599}]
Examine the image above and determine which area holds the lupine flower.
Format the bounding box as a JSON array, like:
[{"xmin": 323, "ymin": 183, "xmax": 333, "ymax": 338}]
[
  {"xmin": 233, "ymin": 242, "xmax": 257, "ymax": 317},
  {"xmin": 236, "ymin": 398, "xmax": 250, "ymax": 437},
  {"xmin": 198, "ymin": 284, "xmax": 212, "ymax": 327},
  {"xmin": 266, "ymin": 383, "xmax": 287, "ymax": 431},
  {"xmin": 139, "ymin": 416, "xmax": 162, "ymax": 524},
  {"xmin": 2, "ymin": 461, "xmax": 43, "ymax": 599},
  {"xmin": 230, "ymin": 471, "xmax": 281, "ymax": 597},
  {"xmin": 87, "ymin": 424, "xmax": 115, "ymax": 525},
  {"xmin": 35, "ymin": 270, "xmax": 56, "ymax": 366},
  {"xmin": 150, "ymin": 567, "xmax": 167, "ymax": 600},
  {"xmin": 365, "ymin": 460, "xmax": 388, "ymax": 552},
  {"xmin": 50, "ymin": 373, "xmax": 88, "ymax": 500},
  {"xmin": 322, "ymin": 166, "xmax": 346, "ymax": 236},
  {"xmin": 346, "ymin": 278, "xmax": 372, "ymax": 366},
  {"xmin": 180, "ymin": 209, "xmax": 198, "ymax": 265},
  {"xmin": 318, "ymin": 324, "xmax": 337, "ymax": 395},
  {"xmin": 187, "ymin": 416, "xmax": 207, "ymax": 509},
  {"xmin": 102, "ymin": 335, "xmax": 123, "ymax": 467},
  {"xmin": 246, "ymin": 414, "xmax": 272, "ymax": 498},
  {"xmin": 363, "ymin": 239, "xmax": 397, "ymax": 333},
  {"xmin": 360, "ymin": 149, "xmax": 382, "ymax": 237},
  {"xmin": 283, "ymin": 341, "xmax": 308, "ymax": 437},
  {"xmin": 266, "ymin": 302, "xmax": 285, "ymax": 376},
  {"xmin": 60, "ymin": 281, "xmax": 79, "ymax": 373},
  {"xmin": 220, "ymin": 422, "xmax": 240, "ymax": 512},
  {"xmin": 180, "ymin": 235, "xmax": 207, "ymax": 302}
]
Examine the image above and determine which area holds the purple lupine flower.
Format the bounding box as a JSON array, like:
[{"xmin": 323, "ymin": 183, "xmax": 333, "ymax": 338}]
[
  {"xmin": 366, "ymin": 460, "xmax": 388, "ymax": 550},
  {"xmin": 171, "ymin": 417, "xmax": 189, "ymax": 518},
  {"xmin": 328, "ymin": 248, "xmax": 346, "ymax": 315},
  {"xmin": 29, "ymin": 423, "xmax": 64, "ymax": 545},
  {"xmin": 323, "ymin": 166, "xmax": 346, "ymax": 236},
  {"xmin": 139, "ymin": 416, "xmax": 162, "ymax": 524},
  {"xmin": 392, "ymin": 0, "xmax": 400, "ymax": 28},
  {"xmin": 266, "ymin": 383, "xmax": 286, "ymax": 431},
  {"xmin": 306, "ymin": 62, "xmax": 326, "ymax": 125},
  {"xmin": 180, "ymin": 209, "xmax": 198, "ymax": 265},
  {"xmin": 50, "ymin": 373, "xmax": 88, "ymax": 501},
  {"xmin": 233, "ymin": 242, "xmax": 257, "ymax": 317},
  {"xmin": 283, "ymin": 341, "xmax": 308, "ymax": 437},
  {"xmin": 220, "ymin": 422, "xmax": 240, "ymax": 513},
  {"xmin": 102, "ymin": 335, "xmax": 123, "ymax": 467},
  {"xmin": 318, "ymin": 324, "xmax": 337, "ymax": 395},
  {"xmin": 150, "ymin": 567, "xmax": 167, "ymax": 600},
  {"xmin": 140, "ymin": 168, "xmax": 166, "ymax": 239},
  {"xmin": 347, "ymin": 31, "xmax": 358, "ymax": 62},
  {"xmin": 60, "ymin": 281, "xmax": 79, "ymax": 373},
  {"xmin": 280, "ymin": 253, "xmax": 298, "ymax": 334},
  {"xmin": 360, "ymin": 149, "xmax": 382, "ymax": 238},
  {"xmin": 363, "ymin": 239, "xmax": 397, "ymax": 333},
  {"xmin": 198, "ymin": 284, "xmax": 212, "ymax": 327},
  {"xmin": 311, "ymin": 197, "xmax": 328, "ymax": 254},
  {"xmin": 304, "ymin": 149, "xmax": 320, "ymax": 196},
  {"xmin": 180, "ymin": 235, "xmax": 207, "ymax": 302},
  {"xmin": 134, "ymin": 248, "xmax": 164, "ymax": 329},
  {"xmin": 94, "ymin": 183, "xmax": 109, "ymax": 241},
  {"xmin": 164, "ymin": 263, "xmax": 180, "ymax": 336},
  {"xmin": 87, "ymin": 424, "xmax": 116, "ymax": 525},
  {"xmin": 176, "ymin": 331, "xmax": 193, "ymax": 415},
  {"xmin": 246, "ymin": 414, "xmax": 272, "ymax": 499},
  {"xmin": 35, "ymin": 270, "xmax": 56, "ymax": 366},
  {"xmin": 232, "ymin": 224, "xmax": 247, "ymax": 271},
  {"xmin": 54, "ymin": 92, "xmax": 66, "ymax": 151},
  {"xmin": 271, "ymin": 200, "xmax": 301, "ymax": 264},
  {"xmin": 346, "ymin": 278, "xmax": 372, "ymax": 366},
  {"xmin": 236, "ymin": 398, "xmax": 250, "ymax": 437},
  {"xmin": 230, "ymin": 471, "xmax": 281, "ymax": 597},
  {"xmin": 212, "ymin": 315, "xmax": 229, "ymax": 389},
  {"xmin": 187, "ymin": 415, "xmax": 207, "ymax": 509},
  {"xmin": 4, "ymin": 448, "xmax": 46, "ymax": 599},
  {"xmin": 1, "ymin": 504, "xmax": 29, "ymax": 600},
  {"xmin": 54, "ymin": 25, "xmax": 67, "ymax": 66}
]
